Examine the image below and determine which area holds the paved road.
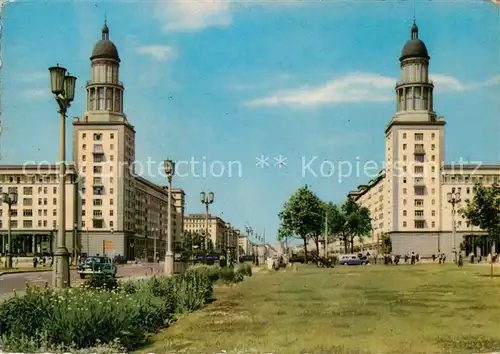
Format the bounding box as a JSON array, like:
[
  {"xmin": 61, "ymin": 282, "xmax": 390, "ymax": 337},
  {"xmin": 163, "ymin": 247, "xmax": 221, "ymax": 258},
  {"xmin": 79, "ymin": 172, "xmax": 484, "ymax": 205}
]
[{"xmin": 0, "ymin": 263, "xmax": 164, "ymax": 298}]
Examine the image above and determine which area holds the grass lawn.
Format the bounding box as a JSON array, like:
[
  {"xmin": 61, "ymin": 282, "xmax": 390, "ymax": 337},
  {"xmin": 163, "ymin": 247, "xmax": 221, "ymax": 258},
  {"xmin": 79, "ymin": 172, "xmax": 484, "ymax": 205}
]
[{"xmin": 140, "ymin": 264, "xmax": 500, "ymax": 354}]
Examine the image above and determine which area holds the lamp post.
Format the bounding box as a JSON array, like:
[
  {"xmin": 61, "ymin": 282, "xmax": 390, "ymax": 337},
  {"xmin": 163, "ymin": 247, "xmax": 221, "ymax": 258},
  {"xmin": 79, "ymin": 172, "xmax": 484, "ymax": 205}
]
[
  {"xmin": 49, "ymin": 64, "xmax": 76, "ymax": 288},
  {"xmin": 1, "ymin": 192, "xmax": 18, "ymax": 269},
  {"xmin": 200, "ymin": 191, "xmax": 214, "ymax": 251},
  {"xmin": 164, "ymin": 159, "xmax": 175, "ymax": 275},
  {"xmin": 447, "ymin": 191, "xmax": 461, "ymax": 264},
  {"xmin": 152, "ymin": 227, "xmax": 158, "ymax": 263},
  {"xmin": 73, "ymin": 222, "xmax": 78, "ymax": 264}
]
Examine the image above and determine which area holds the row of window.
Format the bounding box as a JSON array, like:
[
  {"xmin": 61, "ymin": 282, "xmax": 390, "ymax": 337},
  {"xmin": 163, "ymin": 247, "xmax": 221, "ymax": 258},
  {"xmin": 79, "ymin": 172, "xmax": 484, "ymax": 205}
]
[
  {"xmin": 82, "ymin": 154, "xmax": 113, "ymax": 163},
  {"xmin": 402, "ymin": 132, "xmax": 436, "ymax": 140},
  {"xmin": 0, "ymin": 219, "xmax": 57, "ymax": 229},
  {"xmin": 81, "ymin": 132, "xmax": 115, "ymax": 140}
]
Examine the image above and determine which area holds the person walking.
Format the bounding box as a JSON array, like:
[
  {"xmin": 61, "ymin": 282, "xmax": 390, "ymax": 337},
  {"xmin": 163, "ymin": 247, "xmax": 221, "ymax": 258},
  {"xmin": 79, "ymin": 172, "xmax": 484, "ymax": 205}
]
[{"xmin": 411, "ymin": 252, "xmax": 416, "ymax": 265}]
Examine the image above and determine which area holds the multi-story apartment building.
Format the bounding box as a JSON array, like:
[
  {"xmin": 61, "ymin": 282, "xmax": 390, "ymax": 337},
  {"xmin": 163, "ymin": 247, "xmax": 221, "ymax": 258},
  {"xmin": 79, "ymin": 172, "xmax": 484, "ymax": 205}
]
[
  {"xmin": 348, "ymin": 22, "xmax": 499, "ymax": 258},
  {"xmin": 0, "ymin": 165, "xmax": 80, "ymax": 255},
  {"xmin": 238, "ymin": 234, "xmax": 250, "ymax": 255}
]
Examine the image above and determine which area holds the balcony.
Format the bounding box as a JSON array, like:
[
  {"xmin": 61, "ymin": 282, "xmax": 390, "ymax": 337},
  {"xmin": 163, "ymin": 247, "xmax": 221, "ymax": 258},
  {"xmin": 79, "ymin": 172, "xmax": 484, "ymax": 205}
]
[
  {"xmin": 414, "ymin": 179, "xmax": 425, "ymax": 187},
  {"xmin": 414, "ymin": 146, "xmax": 426, "ymax": 155},
  {"xmin": 87, "ymin": 80, "xmax": 124, "ymax": 87},
  {"xmin": 414, "ymin": 213, "xmax": 425, "ymax": 221}
]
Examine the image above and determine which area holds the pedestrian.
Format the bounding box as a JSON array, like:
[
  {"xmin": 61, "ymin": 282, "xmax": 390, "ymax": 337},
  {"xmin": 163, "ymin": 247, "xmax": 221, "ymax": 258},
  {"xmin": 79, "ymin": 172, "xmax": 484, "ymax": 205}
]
[
  {"xmin": 416, "ymin": 253, "xmax": 420, "ymax": 262},
  {"xmin": 411, "ymin": 252, "xmax": 416, "ymax": 265},
  {"xmin": 404, "ymin": 254, "xmax": 409, "ymax": 263},
  {"xmin": 442, "ymin": 254, "xmax": 446, "ymax": 263},
  {"xmin": 469, "ymin": 252, "xmax": 474, "ymax": 264},
  {"xmin": 32, "ymin": 256, "xmax": 38, "ymax": 268},
  {"xmin": 458, "ymin": 254, "xmax": 463, "ymax": 267},
  {"xmin": 432, "ymin": 254, "xmax": 436, "ymax": 263},
  {"xmin": 394, "ymin": 255, "xmax": 400, "ymax": 265}
]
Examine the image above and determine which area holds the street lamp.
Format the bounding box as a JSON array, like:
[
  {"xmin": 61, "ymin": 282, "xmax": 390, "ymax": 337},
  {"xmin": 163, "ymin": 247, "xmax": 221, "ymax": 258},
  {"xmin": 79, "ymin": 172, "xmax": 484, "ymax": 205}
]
[
  {"xmin": 200, "ymin": 191, "xmax": 214, "ymax": 251},
  {"xmin": 447, "ymin": 191, "xmax": 461, "ymax": 264},
  {"xmin": 73, "ymin": 222, "xmax": 78, "ymax": 264},
  {"xmin": 152, "ymin": 227, "xmax": 158, "ymax": 263},
  {"xmin": 164, "ymin": 159, "xmax": 175, "ymax": 275},
  {"xmin": 49, "ymin": 64, "xmax": 76, "ymax": 289},
  {"xmin": 1, "ymin": 192, "xmax": 18, "ymax": 269}
]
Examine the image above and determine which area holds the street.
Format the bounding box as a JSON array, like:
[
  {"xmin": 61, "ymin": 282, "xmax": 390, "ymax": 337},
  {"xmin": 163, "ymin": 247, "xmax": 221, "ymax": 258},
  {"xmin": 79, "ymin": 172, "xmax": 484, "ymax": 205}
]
[{"xmin": 0, "ymin": 263, "xmax": 164, "ymax": 299}]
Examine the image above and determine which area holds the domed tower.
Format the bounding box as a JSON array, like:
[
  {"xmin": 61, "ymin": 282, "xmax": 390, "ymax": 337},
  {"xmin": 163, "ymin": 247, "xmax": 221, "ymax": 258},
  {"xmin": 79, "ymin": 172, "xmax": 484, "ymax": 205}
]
[
  {"xmin": 73, "ymin": 23, "xmax": 136, "ymax": 259},
  {"xmin": 384, "ymin": 22, "xmax": 445, "ymax": 257},
  {"xmin": 394, "ymin": 22, "xmax": 436, "ymax": 121},
  {"xmin": 85, "ymin": 23, "xmax": 125, "ymax": 119}
]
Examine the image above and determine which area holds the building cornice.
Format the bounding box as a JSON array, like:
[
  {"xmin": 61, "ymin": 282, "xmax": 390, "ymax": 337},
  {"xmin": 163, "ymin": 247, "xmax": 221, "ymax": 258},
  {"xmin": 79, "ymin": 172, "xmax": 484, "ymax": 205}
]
[{"xmin": 385, "ymin": 120, "xmax": 445, "ymax": 134}]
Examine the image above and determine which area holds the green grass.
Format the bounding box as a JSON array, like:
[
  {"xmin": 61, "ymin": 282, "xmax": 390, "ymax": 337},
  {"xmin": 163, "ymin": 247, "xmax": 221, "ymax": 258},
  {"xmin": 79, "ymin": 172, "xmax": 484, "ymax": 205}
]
[{"xmin": 140, "ymin": 264, "xmax": 500, "ymax": 354}]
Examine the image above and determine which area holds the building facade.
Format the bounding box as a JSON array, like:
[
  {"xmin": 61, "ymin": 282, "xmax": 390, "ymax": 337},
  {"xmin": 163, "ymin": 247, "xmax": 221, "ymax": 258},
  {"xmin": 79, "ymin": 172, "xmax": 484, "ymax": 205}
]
[
  {"xmin": 183, "ymin": 214, "xmax": 239, "ymax": 253},
  {"xmin": 348, "ymin": 23, "xmax": 499, "ymax": 258},
  {"xmin": 0, "ymin": 165, "xmax": 80, "ymax": 256},
  {"xmin": 72, "ymin": 24, "xmax": 185, "ymax": 260}
]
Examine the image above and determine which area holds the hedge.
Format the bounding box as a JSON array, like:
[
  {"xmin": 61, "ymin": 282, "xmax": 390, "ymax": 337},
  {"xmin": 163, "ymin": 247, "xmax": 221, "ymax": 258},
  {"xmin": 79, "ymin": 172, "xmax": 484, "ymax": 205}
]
[{"xmin": 0, "ymin": 263, "xmax": 253, "ymax": 352}]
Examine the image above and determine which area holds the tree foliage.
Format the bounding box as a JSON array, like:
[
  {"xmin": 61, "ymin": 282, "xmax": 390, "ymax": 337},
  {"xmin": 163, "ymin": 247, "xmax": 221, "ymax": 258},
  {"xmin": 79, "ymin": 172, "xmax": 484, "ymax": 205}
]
[
  {"xmin": 277, "ymin": 185, "xmax": 324, "ymax": 263},
  {"xmin": 460, "ymin": 182, "xmax": 500, "ymax": 238},
  {"xmin": 182, "ymin": 231, "xmax": 205, "ymax": 251}
]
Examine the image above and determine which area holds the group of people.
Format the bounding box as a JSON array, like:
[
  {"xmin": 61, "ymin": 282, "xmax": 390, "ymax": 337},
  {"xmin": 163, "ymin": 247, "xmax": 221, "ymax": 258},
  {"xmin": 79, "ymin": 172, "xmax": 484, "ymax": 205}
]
[
  {"xmin": 431, "ymin": 253, "xmax": 447, "ymax": 264},
  {"xmin": 32, "ymin": 255, "xmax": 53, "ymax": 268}
]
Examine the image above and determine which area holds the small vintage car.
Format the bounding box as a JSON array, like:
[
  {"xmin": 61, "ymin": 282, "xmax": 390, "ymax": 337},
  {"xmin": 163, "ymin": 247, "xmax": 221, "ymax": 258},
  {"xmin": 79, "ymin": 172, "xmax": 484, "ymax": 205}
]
[
  {"xmin": 339, "ymin": 254, "xmax": 369, "ymax": 266},
  {"xmin": 77, "ymin": 256, "xmax": 117, "ymax": 279}
]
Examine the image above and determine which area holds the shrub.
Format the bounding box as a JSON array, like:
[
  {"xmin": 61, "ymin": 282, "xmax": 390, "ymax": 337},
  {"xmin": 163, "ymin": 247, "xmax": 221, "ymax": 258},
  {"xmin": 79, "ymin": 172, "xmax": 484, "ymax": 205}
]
[
  {"xmin": 82, "ymin": 274, "xmax": 118, "ymax": 291},
  {"xmin": 0, "ymin": 262, "xmax": 251, "ymax": 352}
]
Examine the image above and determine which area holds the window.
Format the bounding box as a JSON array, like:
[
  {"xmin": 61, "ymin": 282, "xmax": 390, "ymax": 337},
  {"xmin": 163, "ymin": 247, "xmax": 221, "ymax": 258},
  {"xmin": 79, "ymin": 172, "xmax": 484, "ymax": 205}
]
[
  {"xmin": 94, "ymin": 155, "xmax": 105, "ymax": 163},
  {"xmin": 53, "ymin": 187, "xmax": 57, "ymax": 194},
  {"xmin": 23, "ymin": 209, "xmax": 33, "ymax": 217},
  {"xmin": 106, "ymin": 88, "xmax": 113, "ymax": 110},
  {"xmin": 43, "ymin": 187, "xmax": 47, "ymax": 194},
  {"xmin": 93, "ymin": 166, "xmax": 103, "ymax": 173},
  {"xmin": 414, "ymin": 221, "xmax": 425, "ymax": 228},
  {"xmin": 110, "ymin": 199, "xmax": 114, "ymax": 205},
  {"xmin": 115, "ymin": 91, "xmax": 121, "ymax": 112},
  {"xmin": 93, "ymin": 199, "xmax": 103, "ymax": 206},
  {"xmin": 93, "ymin": 220, "xmax": 104, "ymax": 228},
  {"xmin": 431, "ymin": 166, "xmax": 435, "ymax": 172},
  {"xmin": 432, "ymin": 199, "xmax": 435, "ymax": 205},
  {"xmin": 431, "ymin": 155, "xmax": 435, "ymax": 161},
  {"xmin": 415, "ymin": 199, "xmax": 424, "ymax": 207},
  {"xmin": 415, "ymin": 133, "xmax": 423, "ymax": 141},
  {"xmin": 431, "ymin": 144, "xmax": 435, "ymax": 150},
  {"xmin": 98, "ymin": 88, "xmax": 104, "ymax": 109},
  {"xmin": 431, "ymin": 133, "xmax": 435, "ymax": 139},
  {"xmin": 23, "ymin": 198, "xmax": 32, "ymax": 206},
  {"xmin": 23, "ymin": 187, "xmax": 32, "ymax": 195},
  {"xmin": 403, "ymin": 188, "xmax": 407, "ymax": 195},
  {"xmin": 11, "ymin": 220, "xmax": 18, "ymax": 228},
  {"xmin": 82, "ymin": 133, "xmax": 86, "ymax": 139},
  {"xmin": 415, "ymin": 210, "xmax": 424, "ymax": 217},
  {"xmin": 94, "ymin": 144, "xmax": 104, "ymax": 152},
  {"xmin": 110, "ymin": 210, "xmax": 114, "ymax": 216},
  {"xmin": 53, "ymin": 209, "xmax": 57, "ymax": 216},
  {"xmin": 93, "ymin": 210, "xmax": 103, "ymax": 217},
  {"xmin": 403, "ymin": 199, "xmax": 407, "ymax": 205},
  {"xmin": 403, "ymin": 133, "xmax": 407, "ymax": 139},
  {"xmin": 414, "ymin": 166, "xmax": 424, "ymax": 174},
  {"xmin": 53, "ymin": 198, "xmax": 57, "ymax": 204},
  {"xmin": 82, "ymin": 210, "xmax": 86, "ymax": 216},
  {"xmin": 431, "ymin": 221, "xmax": 435, "ymax": 227},
  {"xmin": 403, "ymin": 144, "xmax": 407, "ymax": 150},
  {"xmin": 93, "ymin": 187, "xmax": 105, "ymax": 196},
  {"xmin": 403, "ymin": 155, "xmax": 407, "ymax": 161},
  {"xmin": 93, "ymin": 133, "xmax": 102, "ymax": 141},
  {"xmin": 403, "ymin": 221, "xmax": 407, "ymax": 227},
  {"xmin": 431, "ymin": 210, "xmax": 435, "ymax": 216},
  {"xmin": 110, "ymin": 133, "xmax": 114, "ymax": 139},
  {"xmin": 110, "ymin": 155, "xmax": 114, "ymax": 161},
  {"xmin": 110, "ymin": 221, "xmax": 114, "ymax": 227},
  {"xmin": 403, "ymin": 210, "xmax": 407, "ymax": 216},
  {"xmin": 38, "ymin": 220, "xmax": 42, "ymax": 227},
  {"xmin": 82, "ymin": 155, "xmax": 86, "ymax": 161},
  {"xmin": 466, "ymin": 187, "xmax": 470, "ymax": 194},
  {"xmin": 23, "ymin": 220, "xmax": 32, "ymax": 228},
  {"xmin": 415, "ymin": 155, "xmax": 424, "ymax": 163}
]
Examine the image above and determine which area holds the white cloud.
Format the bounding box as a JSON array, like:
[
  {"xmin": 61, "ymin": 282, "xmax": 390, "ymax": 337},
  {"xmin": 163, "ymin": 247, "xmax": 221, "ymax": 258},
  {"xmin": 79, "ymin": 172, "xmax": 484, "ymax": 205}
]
[
  {"xmin": 245, "ymin": 73, "xmax": 497, "ymax": 108},
  {"xmin": 154, "ymin": 1, "xmax": 232, "ymax": 32},
  {"xmin": 136, "ymin": 45, "xmax": 177, "ymax": 61},
  {"xmin": 245, "ymin": 73, "xmax": 395, "ymax": 108}
]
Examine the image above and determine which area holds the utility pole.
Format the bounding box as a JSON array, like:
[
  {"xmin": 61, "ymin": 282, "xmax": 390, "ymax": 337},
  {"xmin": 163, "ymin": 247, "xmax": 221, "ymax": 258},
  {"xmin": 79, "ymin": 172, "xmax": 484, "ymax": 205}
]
[{"xmin": 324, "ymin": 211, "xmax": 329, "ymax": 258}]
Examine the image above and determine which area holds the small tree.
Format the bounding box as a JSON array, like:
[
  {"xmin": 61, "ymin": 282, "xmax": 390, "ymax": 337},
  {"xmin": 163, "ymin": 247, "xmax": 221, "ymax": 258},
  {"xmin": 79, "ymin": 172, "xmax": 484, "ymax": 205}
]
[
  {"xmin": 380, "ymin": 233, "xmax": 392, "ymax": 254},
  {"xmin": 183, "ymin": 231, "xmax": 204, "ymax": 251},
  {"xmin": 277, "ymin": 185, "xmax": 323, "ymax": 263},
  {"xmin": 460, "ymin": 182, "xmax": 500, "ymax": 277}
]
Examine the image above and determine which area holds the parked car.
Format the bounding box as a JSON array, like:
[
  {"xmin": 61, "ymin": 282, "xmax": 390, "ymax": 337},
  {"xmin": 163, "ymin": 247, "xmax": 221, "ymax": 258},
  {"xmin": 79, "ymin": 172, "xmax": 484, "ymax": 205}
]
[
  {"xmin": 77, "ymin": 256, "xmax": 117, "ymax": 279},
  {"xmin": 339, "ymin": 254, "xmax": 369, "ymax": 266}
]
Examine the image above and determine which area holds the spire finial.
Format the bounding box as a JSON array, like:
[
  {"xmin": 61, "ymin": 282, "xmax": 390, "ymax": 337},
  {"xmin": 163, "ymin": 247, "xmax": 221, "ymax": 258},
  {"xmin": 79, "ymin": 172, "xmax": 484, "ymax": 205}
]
[
  {"xmin": 102, "ymin": 12, "xmax": 109, "ymax": 40},
  {"xmin": 413, "ymin": 6, "xmax": 416, "ymax": 24}
]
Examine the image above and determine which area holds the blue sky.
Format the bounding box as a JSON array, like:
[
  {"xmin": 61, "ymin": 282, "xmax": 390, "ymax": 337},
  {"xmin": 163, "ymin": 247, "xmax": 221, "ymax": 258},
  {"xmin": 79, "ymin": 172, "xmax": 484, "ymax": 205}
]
[{"xmin": 1, "ymin": 0, "xmax": 498, "ymax": 243}]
